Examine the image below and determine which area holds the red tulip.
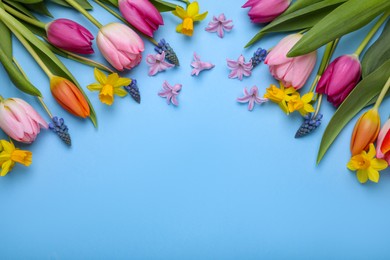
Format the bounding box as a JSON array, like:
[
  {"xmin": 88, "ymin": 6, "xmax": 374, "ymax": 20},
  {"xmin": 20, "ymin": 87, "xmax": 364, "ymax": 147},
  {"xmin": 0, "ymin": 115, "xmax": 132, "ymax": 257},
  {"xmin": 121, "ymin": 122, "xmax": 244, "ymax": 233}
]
[
  {"xmin": 242, "ymin": 0, "xmax": 291, "ymax": 23},
  {"xmin": 376, "ymin": 119, "xmax": 390, "ymax": 164}
]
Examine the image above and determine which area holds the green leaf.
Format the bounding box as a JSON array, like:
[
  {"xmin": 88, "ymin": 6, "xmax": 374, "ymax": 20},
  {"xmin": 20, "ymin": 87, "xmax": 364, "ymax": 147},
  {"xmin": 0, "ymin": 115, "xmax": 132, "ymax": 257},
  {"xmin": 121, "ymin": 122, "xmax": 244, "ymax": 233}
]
[
  {"xmin": 281, "ymin": 0, "xmax": 323, "ymax": 16},
  {"xmin": 316, "ymin": 60, "xmax": 390, "ymax": 164},
  {"xmin": 49, "ymin": 0, "xmax": 93, "ymax": 10},
  {"xmin": 245, "ymin": 0, "xmax": 347, "ymax": 48},
  {"xmin": 288, "ymin": 0, "xmax": 390, "ymax": 57},
  {"xmin": 150, "ymin": 0, "xmax": 176, "ymax": 12},
  {"xmin": 3, "ymin": 0, "xmax": 36, "ymax": 19},
  {"xmin": 11, "ymin": 0, "xmax": 43, "ymax": 4},
  {"xmin": 100, "ymin": 0, "xmax": 118, "ymax": 7},
  {"xmin": 23, "ymin": 2, "xmax": 53, "ymax": 17},
  {"xmin": 362, "ymin": 20, "xmax": 390, "ymax": 77},
  {"xmin": 0, "ymin": 8, "xmax": 98, "ymax": 127},
  {"xmin": 0, "ymin": 21, "xmax": 12, "ymax": 59},
  {"xmin": 0, "ymin": 47, "xmax": 42, "ymax": 96}
]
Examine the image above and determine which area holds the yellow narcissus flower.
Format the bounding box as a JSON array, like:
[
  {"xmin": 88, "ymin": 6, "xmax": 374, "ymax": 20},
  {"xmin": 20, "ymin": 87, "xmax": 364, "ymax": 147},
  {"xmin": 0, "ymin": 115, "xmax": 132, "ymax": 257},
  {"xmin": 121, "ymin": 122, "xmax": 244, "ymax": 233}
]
[
  {"xmin": 347, "ymin": 143, "xmax": 388, "ymax": 184},
  {"xmin": 287, "ymin": 92, "xmax": 315, "ymax": 116},
  {"xmin": 87, "ymin": 68, "xmax": 131, "ymax": 105},
  {"xmin": 264, "ymin": 83, "xmax": 296, "ymax": 114},
  {"xmin": 172, "ymin": 1, "xmax": 208, "ymax": 36},
  {"xmin": 0, "ymin": 139, "xmax": 32, "ymax": 176}
]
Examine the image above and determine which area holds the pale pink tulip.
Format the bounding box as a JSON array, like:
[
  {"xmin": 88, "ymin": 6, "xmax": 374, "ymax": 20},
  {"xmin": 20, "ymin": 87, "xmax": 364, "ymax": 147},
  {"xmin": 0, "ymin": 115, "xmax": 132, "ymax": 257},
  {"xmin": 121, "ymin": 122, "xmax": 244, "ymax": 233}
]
[
  {"xmin": 97, "ymin": 23, "xmax": 144, "ymax": 71},
  {"xmin": 119, "ymin": 0, "xmax": 164, "ymax": 37},
  {"xmin": 242, "ymin": 0, "xmax": 291, "ymax": 23},
  {"xmin": 376, "ymin": 119, "xmax": 390, "ymax": 164},
  {"xmin": 0, "ymin": 98, "xmax": 48, "ymax": 143},
  {"xmin": 265, "ymin": 33, "xmax": 317, "ymax": 89}
]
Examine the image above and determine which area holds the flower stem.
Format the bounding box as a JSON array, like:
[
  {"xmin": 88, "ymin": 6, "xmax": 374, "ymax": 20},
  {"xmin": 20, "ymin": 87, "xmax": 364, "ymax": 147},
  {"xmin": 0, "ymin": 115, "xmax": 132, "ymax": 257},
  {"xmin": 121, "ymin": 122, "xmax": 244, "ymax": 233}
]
[
  {"xmin": 11, "ymin": 29, "xmax": 54, "ymax": 78},
  {"xmin": 308, "ymin": 75, "xmax": 320, "ymax": 93},
  {"xmin": 374, "ymin": 76, "xmax": 390, "ymax": 110},
  {"xmin": 354, "ymin": 12, "xmax": 389, "ymax": 57},
  {"xmin": 314, "ymin": 94, "xmax": 323, "ymax": 117},
  {"xmin": 4, "ymin": 3, "xmax": 46, "ymax": 29},
  {"xmin": 64, "ymin": 0, "xmax": 103, "ymax": 29},
  {"xmin": 92, "ymin": 0, "xmax": 158, "ymax": 46}
]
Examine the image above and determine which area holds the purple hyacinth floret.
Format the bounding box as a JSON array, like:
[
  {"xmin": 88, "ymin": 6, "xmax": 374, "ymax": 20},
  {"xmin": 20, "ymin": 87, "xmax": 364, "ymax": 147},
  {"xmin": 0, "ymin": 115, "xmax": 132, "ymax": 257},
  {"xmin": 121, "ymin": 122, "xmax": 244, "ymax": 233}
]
[
  {"xmin": 155, "ymin": 39, "xmax": 180, "ymax": 66},
  {"xmin": 49, "ymin": 116, "xmax": 71, "ymax": 146},
  {"xmin": 124, "ymin": 79, "xmax": 141, "ymax": 104},
  {"xmin": 251, "ymin": 47, "xmax": 268, "ymax": 68},
  {"xmin": 295, "ymin": 113, "xmax": 323, "ymax": 138}
]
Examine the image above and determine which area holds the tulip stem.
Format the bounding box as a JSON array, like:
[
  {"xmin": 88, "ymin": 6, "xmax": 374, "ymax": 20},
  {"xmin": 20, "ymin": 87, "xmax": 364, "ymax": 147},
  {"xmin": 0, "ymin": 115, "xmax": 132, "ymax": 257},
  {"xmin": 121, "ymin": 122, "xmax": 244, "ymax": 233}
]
[
  {"xmin": 354, "ymin": 12, "xmax": 389, "ymax": 57},
  {"xmin": 374, "ymin": 76, "xmax": 390, "ymax": 110},
  {"xmin": 65, "ymin": 0, "xmax": 103, "ymax": 29},
  {"xmin": 92, "ymin": 0, "xmax": 159, "ymax": 46},
  {"xmin": 318, "ymin": 39, "xmax": 339, "ymax": 75},
  {"xmin": 37, "ymin": 97, "xmax": 53, "ymax": 118},
  {"xmin": 11, "ymin": 28, "xmax": 54, "ymax": 78},
  {"xmin": 308, "ymin": 75, "xmax": 320, "ymax": 93},
  {"xmin": 4, "ymin": 4, "xmax": 46, "ymax": 29},
  {"xmin": 314, "ymin": 94, "xmax": 323, "ymax": 118}
]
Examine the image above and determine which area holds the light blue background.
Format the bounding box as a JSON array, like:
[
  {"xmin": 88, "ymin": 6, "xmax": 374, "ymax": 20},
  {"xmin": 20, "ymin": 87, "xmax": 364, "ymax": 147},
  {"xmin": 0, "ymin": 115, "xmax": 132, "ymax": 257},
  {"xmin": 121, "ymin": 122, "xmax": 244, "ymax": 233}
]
[{"xmin": 1, "ymin": 1, "xmax": 390, "ymax": 259}]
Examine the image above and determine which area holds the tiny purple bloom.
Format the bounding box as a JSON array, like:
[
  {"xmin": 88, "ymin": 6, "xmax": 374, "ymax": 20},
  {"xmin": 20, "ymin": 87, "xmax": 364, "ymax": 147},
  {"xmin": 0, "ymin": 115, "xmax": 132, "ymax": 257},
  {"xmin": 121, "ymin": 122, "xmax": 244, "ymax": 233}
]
[
  {"xmin": 191, "ymin": 52, "xmax": 215, "ymax": 76},
  {"xmin": 146, "ymin": 51, "xmax": 175, "ymax": 76},
  {"xmin": 205, "ymin": 13, "xmax": 233, "ymax": 38},
  {"xmin": 227, "ymin": 55, "xmax": 253, "ymax": 80},
  {"xmin": 158, "ymin": 81, "xmax": 182, "ymax": 106},
  {"xmin": 237, "ymin": 86, "xmax": 268, "ymax": 111}
]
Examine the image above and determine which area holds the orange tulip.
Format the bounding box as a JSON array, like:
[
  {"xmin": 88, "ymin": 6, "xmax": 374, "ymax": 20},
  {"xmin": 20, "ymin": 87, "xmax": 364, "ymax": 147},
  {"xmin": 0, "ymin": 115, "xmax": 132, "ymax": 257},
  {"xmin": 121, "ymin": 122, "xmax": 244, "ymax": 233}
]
[
  {"xmin": 350, "ymin": 108, "xmax": 380, "ymax": 155},
  {"xmin": 50, "ymin": 76, "xmax": 90, "ymax": 118}
]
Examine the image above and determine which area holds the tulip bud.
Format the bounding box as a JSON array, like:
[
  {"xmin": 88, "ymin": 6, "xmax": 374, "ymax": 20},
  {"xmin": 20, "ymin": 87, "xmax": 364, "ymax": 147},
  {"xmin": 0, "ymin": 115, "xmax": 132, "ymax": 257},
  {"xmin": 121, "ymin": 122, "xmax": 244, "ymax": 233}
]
[
  {"xmin": 97, "ymin": 23, "xmax": 144, "ymax": 71},
  {"xmin": 46, "ymin": 19, "xmax": 94, "ymax": 55},
  {"xmin": 265, "ymin": 33, "xmax": 317, "ymax": 89},
  {"xmin": 376, "ymin": 119, "xmax": 390, "ymax": 164},
  {"xmin": 242, "ymin": 0, "xmax": 291, "ymax": 23},
  {"xmin": 0, "ymin": 97, "xmax": 48, "ymax": 144},
  {"xmin": 316, "ymin": 54, "xmax": 361, "ymax": 107},
  {"xmin": 50, "ymin": 76, "xmax": 90, "ymax": 118},
  {"xmin": 350, "ymin": 109, "xmax": 380, "ymax": 156},
  {"xmin": 119, "ymin": 0, "xmax": 164, "ymax": 37}
]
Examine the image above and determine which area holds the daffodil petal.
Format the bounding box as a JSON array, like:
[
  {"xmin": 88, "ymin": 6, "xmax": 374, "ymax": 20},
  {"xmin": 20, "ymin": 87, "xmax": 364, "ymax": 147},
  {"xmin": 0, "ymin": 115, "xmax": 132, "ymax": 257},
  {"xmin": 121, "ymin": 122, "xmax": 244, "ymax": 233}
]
[
  {"xmin": 367, "ymin": 168, "xmax": 380, "ymax": 183},
  {"xmin": 94, "ymin": 68, "xmax": 107, "ymax": 84},
  {"xmin": 367, "ymin": 143, "xmax": 376, "ymax": 158},
  {"xmin": 193, "ymin": 11, "xmax": 208, "ymax": 21},
  {"xmin": 106, "ymin": 73, "xmax": 119, "ymax": 86},
  {"xmin": 87, "ymin": 83, "xmax": 103, "ymax": 91},
  {"xmin": 173, "ymin": 6, "xmax": 187, "ymax": 19},
  {"xmin": 114, "ymin": 88, "xmax": 128, "ymax": 97},
  {"xmin": 176, "ymin": 23, "xmax": 183, "ymax": 33},
  {"xmin": 0, "ymin": 140, "xmax": 14, "ymax": 154},
  {"xmin": 356, "ymin": 169, "xmax": 368, "ymax": 183},
  {"xmin": 187, "ymin": 2, "xmax": 199, "ymax": 17},
  {"xmin": 301, "ymin": 92, "xmax": 314, "ymax": 103},
  {"xmin": 371, "ymin": 158, "xmax": 388, "ymax": 171},
  {"xmin": 113, "ymin": 78, "xmax": 131, "ymax": 88},
  {"xmin": 0, "ymin": 160, "xmax": 13, "ymax": 176}
]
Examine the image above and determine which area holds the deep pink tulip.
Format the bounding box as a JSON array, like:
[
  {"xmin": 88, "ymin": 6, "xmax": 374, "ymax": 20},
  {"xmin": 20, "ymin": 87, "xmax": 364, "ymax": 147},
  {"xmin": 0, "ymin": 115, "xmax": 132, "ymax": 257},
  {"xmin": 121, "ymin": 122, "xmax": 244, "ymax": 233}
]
[
  {"xmin": 316, "ymin": 54, "xmax": 361, "ymax": 107},
  {"xmin": 0, "ymin": 98, "xmax": 48, "ymax": 144},
  {"xmin": 242, "ymin": 0, "xmax": 291, "ymax": 23},
  {"xmin": 46, "ymin": 18, "xmax": 94, "ymax": 54},
  {"xmin": 264, "ymin": 33, "xmax": 317, "ymax": 90},
  {"xmin": 376, "ymin": 119, "xmax": 390, "ymax": 164},
  {"xmin": 97, "ymin": 23, "xmax": 145, "ymax": 71},
  {"xmin": 119, "ymin": 0, "xmax": 164, "ymax": 37}
]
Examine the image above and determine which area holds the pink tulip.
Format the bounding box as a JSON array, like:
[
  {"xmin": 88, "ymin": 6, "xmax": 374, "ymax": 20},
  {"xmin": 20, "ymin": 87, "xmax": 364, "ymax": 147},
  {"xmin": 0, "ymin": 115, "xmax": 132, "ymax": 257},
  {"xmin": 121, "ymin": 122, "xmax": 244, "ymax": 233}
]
[
  {"xmin": 264, "ymin": 33, "xmax": 317, "ymax": 90},
  {"xmin": 97, "ymin": 23, "xmax": 144, "ymax": 71},
  {"xmin": 118, "ymin": 0, "xmax": 164, "ymax": 37},
  {"xmin": 376, "ymin": 119, "xmax": 390, "ymax": 164},
  {"xmin": 46, "ymin": 18, "xmax": 94, "ymax": 54},
  {"xmin": 0, "ymin": 98, "xmax": 48, "ymax": 143},
  {"xmin": 242, "ymin": 0, "xmax": 291, "ymax": 23},
  {"xmin": 316, "ymin": 54, "xmax": 361, "ymax": 107}
]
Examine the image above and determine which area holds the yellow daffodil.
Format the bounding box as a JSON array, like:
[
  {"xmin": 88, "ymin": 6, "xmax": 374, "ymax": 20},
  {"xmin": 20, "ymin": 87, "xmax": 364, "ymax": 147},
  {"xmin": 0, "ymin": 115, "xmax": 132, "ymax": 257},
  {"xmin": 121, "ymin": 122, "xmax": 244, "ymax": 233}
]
[
  {"xmin": 347, "ymin": 143, "xmax": 388, "ymax": 184},
  {"xmin": 264, "ymin": 83, "xmax": 296, "ymax": 114},
  {"xmin": 287, "ymin": 92, "xmax": 315, "ymax": 116},
  {"xmin": 87, "ymin": 68, "xmax": 130, "ymax": 106},
  {"xmin": 172, "ymin": 1, "xmax": 208, "ymax": 36},
  {"xmin": 0, "ymin": 140, "xmax": 32, "ymax": 176}
]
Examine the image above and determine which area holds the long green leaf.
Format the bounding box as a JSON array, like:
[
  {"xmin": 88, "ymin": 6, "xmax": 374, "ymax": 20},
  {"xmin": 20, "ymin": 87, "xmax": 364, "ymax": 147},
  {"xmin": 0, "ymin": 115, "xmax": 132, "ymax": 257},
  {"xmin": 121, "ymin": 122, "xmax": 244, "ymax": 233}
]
[
  {"xmin": 23, "ymin": 2, "xmax": 53, "ymax": 17},
  {"xmin": 317, "ymin": 60, "xmax": 390, "ymax": 164},
  {"xmin": 49, "ymin": 0, "xmax": 93, "ymax": 10},
  {"xmin": 4, "ymin": 0, "xmax": 36, "ymax": 19},
  {"xmin": 11, "ymin": 0, "xmax": 43, "ymax": 4},
  {"xmin": 288, "ymin": 0, "xmax": 390, "ymax": 57},
  {"xmin": 362, "ymin": 20, "xmax": 390, "ymax": 77},
  {"xmin": 0, "ymin": 21, "xmax": 12, "ymax": 59},
  {"xmin": 150, "ymin": 0, "xmax": 176, "ymax": 12},
  {"xmin": 281, "ymin": 0, "xmax": 323, "ymax": 17}
]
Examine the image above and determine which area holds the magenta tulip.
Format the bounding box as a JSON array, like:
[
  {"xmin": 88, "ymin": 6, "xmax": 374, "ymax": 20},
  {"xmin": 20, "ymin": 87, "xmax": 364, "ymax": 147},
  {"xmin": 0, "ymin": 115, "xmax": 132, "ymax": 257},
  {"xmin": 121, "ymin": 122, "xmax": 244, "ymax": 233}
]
[
  {"xmin": 119, "ymin": 0, "xmax": 164, "ymax": 37},
  {"xmin": 316, "ymin": 54, "xmax": 361, "ymax": 107},
  {"xmin": 46, "ymin": 19, "xmax": 94, "ymax": 54},
  {"xmin": 0, "ymin": 98, "xmax": 48, "ymax": 143},
  {"xmin": 242, "ymin": 0, "xmax": 291, "ymax": 23},
  {"xmin": 264, "ymin": 33, "xmax": 317, "ymax": 90},
  {"xmin": 97, "ymin": 23, "xmax": 144, "ymax": 71},
  {"xmin": 376, "ymin": 119, "xmax": 390, "ymax": 164}
]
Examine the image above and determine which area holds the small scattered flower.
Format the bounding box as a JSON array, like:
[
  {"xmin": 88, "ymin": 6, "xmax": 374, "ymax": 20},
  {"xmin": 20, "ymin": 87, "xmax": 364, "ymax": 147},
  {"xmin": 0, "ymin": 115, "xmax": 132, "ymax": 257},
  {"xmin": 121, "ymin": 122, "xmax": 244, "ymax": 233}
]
[
  {"xmin": 0, "ymin": 139, "xmax": 32, "ymax": 176},
  {"xmin": 227, "ymin": 55, "xmax": 252, "ymax": 80},
  {"xmin": 263, "ymin": 83, "xmax": 296, "ymax": 114},
  {"xmin": 124, "ymin": 79, "xmax": 141, "ymax": 104},
  {"xmin": 87, "ymin": 68, "xmax": 130, "ymax": 106},
  {"xmin": 49, "ymin": 116, "xmax": 71, "ymax": 146},
  {"xmin": 347, "ymin": 143, "xmax": 388, "ymax": 184},
  {"xmin": 191, "ymin": 52, "xmax": 215, "ymax": 76},
  {"xmin": 295, "ymin": 113, "xmax": 323, "ymax": 138},
  {"xmin": 158, "ymin": 81, "xmax": 182, "ymax": 106},
  {"xmin": 146, "ymin": 51, "xmax": 175, "ymax": 76},
  {"xmin": 172, "ymin": 1, "xmax": 208, "ymax": 36},
  {"xmin": 155, "ymin": 39, "xmax": 180, "ymax": 66},
  {"xmin": 205, "ymin": 13, "xmax": 233, "ymax": 38},
  {"xmin": 237, "ymin": 86, "xmax": 268, "ymax": 111},
  {"xmin": 251, "ymin": 47, "xmax": 268, "ymax": 68},
  {"xmin": 287, "ymin": 92, "xmax": 315, "ymax": 116}
]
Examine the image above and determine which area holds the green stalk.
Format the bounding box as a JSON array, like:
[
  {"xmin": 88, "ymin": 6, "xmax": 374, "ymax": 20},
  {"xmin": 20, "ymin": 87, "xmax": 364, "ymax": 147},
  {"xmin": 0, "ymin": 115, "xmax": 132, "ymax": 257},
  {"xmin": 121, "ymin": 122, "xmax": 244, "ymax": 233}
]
[
  {"xmin": 64, "ymin": 0, "xmax": 103, "ymax": 29},
  {"xmin": 4, "ymin": 3, "xmax": 46, "ymax": 29},
  {"xmin": 373, "ymin": 76, "xmax": 390, "ymax": 110},
  {"xmin": 354, "ymin": 12, "xmax": 390, "ymax": 57}
]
